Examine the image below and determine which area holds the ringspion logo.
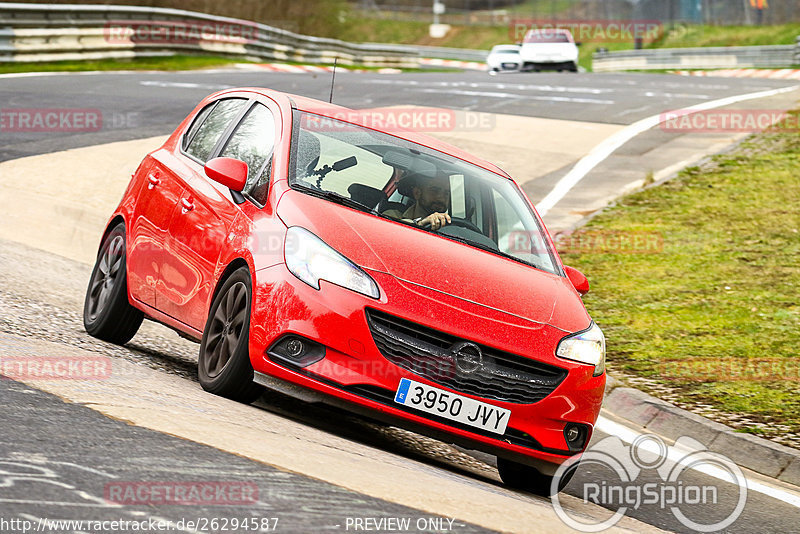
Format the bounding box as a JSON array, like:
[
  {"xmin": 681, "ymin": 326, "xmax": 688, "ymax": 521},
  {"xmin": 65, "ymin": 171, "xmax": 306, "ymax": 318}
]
[{"xmin": 551, "ymin": 434, "xmax": 747, "ymax": 532}]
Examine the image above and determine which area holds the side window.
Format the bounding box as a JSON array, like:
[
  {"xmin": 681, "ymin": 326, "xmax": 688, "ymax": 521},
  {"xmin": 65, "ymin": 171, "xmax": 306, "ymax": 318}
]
[
  {"xmin": 219, "ymin": 103, "xmax": 277, "ymax": 205},
  {"xmin": 248, "ymin": 160, "xmax": 273, "ymax": 206},
  {"xmin": 182, "ymin": 103, "xmax": 215, "ymax": 152},
  {"xmin": 185, "ymin": 98, "xmax": 247, "ymax": 163}
]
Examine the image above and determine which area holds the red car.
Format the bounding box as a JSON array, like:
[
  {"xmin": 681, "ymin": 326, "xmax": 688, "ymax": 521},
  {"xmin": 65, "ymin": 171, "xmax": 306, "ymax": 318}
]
[{"xmin": 83, "ymin": 88, "xmax": 606, "ymax": 495}]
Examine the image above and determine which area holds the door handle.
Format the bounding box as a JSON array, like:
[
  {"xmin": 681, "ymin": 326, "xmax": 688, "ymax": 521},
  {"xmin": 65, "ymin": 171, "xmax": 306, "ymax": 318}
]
[
  {"xmin": 181, "ymin": 198, "xmax": 194, "ymax": 213},
  {"xmin": 147, "ymin": 174, "xmax": 160, "ymax": 189}
]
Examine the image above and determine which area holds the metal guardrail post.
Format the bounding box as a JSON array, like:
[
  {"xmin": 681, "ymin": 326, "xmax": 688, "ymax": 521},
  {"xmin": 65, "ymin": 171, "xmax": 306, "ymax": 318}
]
[{"xmin": 795, "ymin": 35, "xmax": 800, "ymax": 65}]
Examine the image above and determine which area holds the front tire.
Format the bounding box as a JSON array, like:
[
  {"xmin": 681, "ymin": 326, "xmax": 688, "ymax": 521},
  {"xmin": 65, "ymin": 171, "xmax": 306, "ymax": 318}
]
[
  {"xmin": 497, "ymin": 457, "xmax": 578, "ymax": 496},
  {"xmin": 83, "ymin": 223, "xmax": 143, "ymax": 344},
  {"xmin": 198, "ymin": 267, "xmax": 263, "ymax": 403}
]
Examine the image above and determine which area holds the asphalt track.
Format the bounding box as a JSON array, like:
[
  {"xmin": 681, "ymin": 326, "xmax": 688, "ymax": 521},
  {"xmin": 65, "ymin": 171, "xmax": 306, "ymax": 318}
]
[
  {"xmin": 0, "ymin": 69, "xmax": 795, "ymax": 161},
  {"xmin": 1, "ymin": 68, "xmax": 800, "ymax": 533}
]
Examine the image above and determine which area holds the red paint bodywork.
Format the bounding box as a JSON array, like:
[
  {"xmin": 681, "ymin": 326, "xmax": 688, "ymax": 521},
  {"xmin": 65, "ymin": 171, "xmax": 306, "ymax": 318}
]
[{"xmin": 104, "ymin": 88, "xmax": 605, "ymax": 473}]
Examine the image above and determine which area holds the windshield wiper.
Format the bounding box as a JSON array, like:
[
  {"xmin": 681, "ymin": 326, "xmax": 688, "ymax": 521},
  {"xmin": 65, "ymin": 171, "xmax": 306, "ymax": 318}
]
[
  {"xmin": 437, "ymin": 232, "xmax": 546, "ymax": 272},
  {"xmin": 294, "ymin": 185, "xmax": 378, "ymax": 216}
]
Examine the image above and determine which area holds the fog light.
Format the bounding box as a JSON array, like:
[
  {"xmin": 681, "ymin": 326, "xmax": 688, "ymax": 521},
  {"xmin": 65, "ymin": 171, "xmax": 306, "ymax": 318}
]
[
  {"xmin": 563, "ymin": 423, "xmax": 589, "ymax": 451},
  {"xmin": 286, "ymin": 339, "xmax": 305, "ymax": 358},
  {"xmin": 268, "ymin": 336, "xmax": 325, "ymax": 368},
  {"xmin": 566, "ymin": 426, "xmax": 581, "ymax": 443}
]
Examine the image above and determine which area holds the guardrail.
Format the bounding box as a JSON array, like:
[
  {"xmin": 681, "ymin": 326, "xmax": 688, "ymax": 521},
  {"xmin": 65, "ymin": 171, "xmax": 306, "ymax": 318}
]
[
  {"xmin": 378, "ymin": 44, "xmax": 488, "ymax": 62},
  {"xmin": 593, "ymin": 43, "xmax": 798, "ymax": 72},
  {"xmin": 0, "ymin": 2, "xmax": 420, "ymax": 67}
]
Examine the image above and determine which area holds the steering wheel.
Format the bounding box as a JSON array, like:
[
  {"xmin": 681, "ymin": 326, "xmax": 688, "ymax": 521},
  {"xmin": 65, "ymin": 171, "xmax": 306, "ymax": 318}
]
[
  {"xmin": 420, "ymin": 216, "xmax": 481, "ymax": 233},
  {"xmin": 444, "ymin": 217, "xmax": 483, "ymax": 234}
]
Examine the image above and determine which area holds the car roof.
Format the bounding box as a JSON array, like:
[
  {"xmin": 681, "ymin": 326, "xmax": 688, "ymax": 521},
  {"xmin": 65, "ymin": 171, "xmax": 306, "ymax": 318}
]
[
  {"xmin": 208, "ymin": 87, "xmax": 513, "ymax": 181},
  {"xmin": 524, "ymin": 29, "xmax": 574, "ymax": 38},
  {"xmin": 526, "ymin": 28, "xmax": 573, "ymax": 35}
]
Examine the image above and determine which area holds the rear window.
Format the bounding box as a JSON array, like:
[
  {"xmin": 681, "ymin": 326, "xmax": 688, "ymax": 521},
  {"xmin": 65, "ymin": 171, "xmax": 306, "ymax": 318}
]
[
  {"xmin": 524, "ymin": 30, "xmax": 571, "ymax": 44},
  {"xmin": 492, "ymin": 47, "xmax": 519, "ymax": 54}
]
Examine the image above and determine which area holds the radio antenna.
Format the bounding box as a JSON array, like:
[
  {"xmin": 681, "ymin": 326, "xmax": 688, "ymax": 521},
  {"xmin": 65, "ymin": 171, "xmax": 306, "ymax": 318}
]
[{"xmin": 328, "ymin": 57, "xmax": 338, "ymax": 103}]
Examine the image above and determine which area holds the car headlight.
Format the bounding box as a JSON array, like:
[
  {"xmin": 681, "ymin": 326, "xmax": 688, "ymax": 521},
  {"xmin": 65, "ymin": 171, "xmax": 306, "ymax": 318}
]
[
  {"xmin": 284, "ymin": 226, "xmax": 380, "ymax": 299},
  {"xmin": 556, "ymin": 322, "xmax": 605, "ymax": 376}
]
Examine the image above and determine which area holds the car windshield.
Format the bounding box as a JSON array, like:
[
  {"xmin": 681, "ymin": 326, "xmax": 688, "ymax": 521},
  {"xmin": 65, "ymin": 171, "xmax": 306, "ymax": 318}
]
[
  {"xmin": 290, "ymin": 110, "xmax": 559, "ymax": 275},
  {"xmin": 524, "ymin": 31, "xmax": 571, "ymax": 43},
  {"xmin": 493, "ymin": 47, "xmax": 519, "ymax": 54}
]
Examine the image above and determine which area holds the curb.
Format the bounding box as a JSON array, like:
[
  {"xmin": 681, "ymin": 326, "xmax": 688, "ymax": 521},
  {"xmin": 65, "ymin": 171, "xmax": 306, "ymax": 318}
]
[
  {"xmin": 603, "ymin": 377, "xmax": 800, "ymax": 487},
  {"xmin": 672, "ymin": 68, "xmax": 800, "ymax": 80}
]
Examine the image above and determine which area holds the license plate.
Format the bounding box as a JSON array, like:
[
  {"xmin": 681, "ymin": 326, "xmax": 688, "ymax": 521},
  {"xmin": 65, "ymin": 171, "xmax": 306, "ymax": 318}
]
[{"xmin": 394, "ymin": 378, "xmax": 511, "ymax": 434}]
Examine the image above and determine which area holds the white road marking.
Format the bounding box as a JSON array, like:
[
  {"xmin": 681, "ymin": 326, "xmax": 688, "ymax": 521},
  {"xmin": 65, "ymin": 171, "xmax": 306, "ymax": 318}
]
[
  {"xmin": 596, "ymin": 415, "xmax": 800, "ymax": 509},
  {"xmin": 370, "ymin": 78, "xmax": 613, "ymax": 95},
  {"xmin": 418, "ymin": 88, "xmax": 614, "ymax": 105},
  {"xmin": 139, "ymin": 80, "xmax": 233, "ymax": 90},
  {"xmin": 0, "ymin": 499, "xmax": 111, "ymax": 506},
  {"xmin": 0, "ymin": 71, "xmax": 112, "ymax": 79},
  {"xmin": 535, "ymin": 84, "xmax": 800, "ymax": 216}
]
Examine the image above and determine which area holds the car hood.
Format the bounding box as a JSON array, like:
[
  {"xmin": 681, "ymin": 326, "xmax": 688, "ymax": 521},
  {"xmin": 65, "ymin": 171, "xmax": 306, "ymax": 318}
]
[{"xmin": 277, "ymin": 190, "xmax": 590, "ymax": 332}]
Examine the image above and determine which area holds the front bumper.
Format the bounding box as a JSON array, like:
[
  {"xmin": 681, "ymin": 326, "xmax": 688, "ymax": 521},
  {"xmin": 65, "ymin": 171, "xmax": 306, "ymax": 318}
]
[{"xmin": 249, "ymin": 264, "xmax": 605, "ymax": 473}]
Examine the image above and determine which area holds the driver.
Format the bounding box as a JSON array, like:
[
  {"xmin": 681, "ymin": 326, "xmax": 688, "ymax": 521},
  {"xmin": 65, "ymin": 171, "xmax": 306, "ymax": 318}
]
[{"xmin": 383, "ymin": 172, "xmax": 452, "ymax": 230}]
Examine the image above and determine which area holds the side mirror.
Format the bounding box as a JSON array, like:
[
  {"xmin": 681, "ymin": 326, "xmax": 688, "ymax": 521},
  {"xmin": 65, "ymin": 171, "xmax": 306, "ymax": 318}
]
[
  {"xmin": 205, "ymin": 157, "xmax": 248, "ymax": 192},
  {"xmin": 564, "ymin": 265, "xmax": 590, "ymax": 296}
]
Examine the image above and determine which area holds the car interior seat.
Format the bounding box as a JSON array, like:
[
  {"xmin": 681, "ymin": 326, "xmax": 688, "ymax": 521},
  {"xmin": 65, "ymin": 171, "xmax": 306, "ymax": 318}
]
[{"xmin": 347, "ymin": 184, "xmax": 387, "ymax": 209}]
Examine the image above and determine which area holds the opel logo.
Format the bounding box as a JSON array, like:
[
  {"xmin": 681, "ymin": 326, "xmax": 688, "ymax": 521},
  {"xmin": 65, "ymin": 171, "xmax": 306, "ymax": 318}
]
[{"xmin": 450, "ymin": 341, "xmax": 483, "ymax": 374}]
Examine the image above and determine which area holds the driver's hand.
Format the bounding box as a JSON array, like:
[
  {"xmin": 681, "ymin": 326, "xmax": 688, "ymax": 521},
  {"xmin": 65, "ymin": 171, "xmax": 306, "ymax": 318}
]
[{"xmin": 420, "ymin": 212, "xmax": 451, "ymax": 230}]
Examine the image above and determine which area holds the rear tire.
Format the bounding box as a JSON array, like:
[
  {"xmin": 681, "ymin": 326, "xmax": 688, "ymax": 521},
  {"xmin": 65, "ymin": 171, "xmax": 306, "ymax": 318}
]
[
  {"xmin": 83, "ymin": 223, "xmax": 143, "ymax": 344},
  {"xmin": 497, "ymin": 457, "xmax": 578, "ymax": 496},
  {"xmin": 198, "ymin": 267, "xmax": 264, "ymax": 403}
]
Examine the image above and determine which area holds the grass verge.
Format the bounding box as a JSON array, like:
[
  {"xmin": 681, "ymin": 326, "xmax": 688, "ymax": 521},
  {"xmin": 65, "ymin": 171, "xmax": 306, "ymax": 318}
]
[
  {"xmin": 559, "ymin": 120, "xmax": 800, "ymax": 440},
  {"xmin": 0, "ymin": 54, "xmax": 456, "ymax": 75},
  {"xmin": 0, "ymin": 55, "xmax": 247, "ymax": 74}
]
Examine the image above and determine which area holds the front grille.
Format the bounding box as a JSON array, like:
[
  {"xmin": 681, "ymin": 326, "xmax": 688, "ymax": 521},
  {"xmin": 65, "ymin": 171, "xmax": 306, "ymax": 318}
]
[{"xmin": 365, "ymin": 309, "xmax": 567, "ymax": 404}]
